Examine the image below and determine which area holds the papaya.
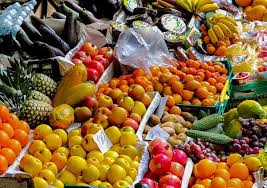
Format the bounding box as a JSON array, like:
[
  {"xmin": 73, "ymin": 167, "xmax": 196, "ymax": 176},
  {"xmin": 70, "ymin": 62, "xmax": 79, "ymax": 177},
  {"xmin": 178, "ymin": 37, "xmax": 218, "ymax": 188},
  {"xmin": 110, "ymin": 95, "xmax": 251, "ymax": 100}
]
[
  {"xmin": 223, "ymin": 108, "xmax": 239, "ymax": 125},
  {"xmin": 58, "ymin": 83, "xmax": 95, "ymax": 107},
  {"xmin": 223, "ymin": 119, "xmax": 242, "ymax": 138},
  {"xmin": 237, "ymin": 100, "xmax": 266, "ymax": 119},
  {"xmin": 53, "ymin": 63, "xmax": 87, "ymax": 107},
  {"xmin": 50, "ymin": 104, "xmax": 74, "ymax": 130}
]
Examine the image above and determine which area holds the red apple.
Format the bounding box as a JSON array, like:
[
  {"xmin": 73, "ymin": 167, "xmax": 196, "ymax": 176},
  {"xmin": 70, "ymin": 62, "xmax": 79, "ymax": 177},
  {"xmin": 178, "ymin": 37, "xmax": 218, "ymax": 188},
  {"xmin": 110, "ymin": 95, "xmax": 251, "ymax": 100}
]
[
  {"xmin": 87, "ymin": 68, "xmax": 100, "ymax": 82},
  {"xmin": 170, "ymin": 162, "xmax": 184, "ymax": 178},
  {"xmin": 129, "ymin": 113, "xmax": 142, "ymax": 123},
  {"xmin": 88, "ymin": 60, "xmax": 104, "ymax": 75},
  {"xmin": 149, "ymin": 154, "xmax": 171, "ymax": 175},
  {"xmin": 98, "ymin": 47, "xmax": 113, "ymax": 62},
  {"xmin": 93, "ymin": 55, "xmax": 109, "ymax": 68},
  {"xmin": 83, "ymin": 96, "xmax": 98, "ymax": 111},
  {"xmin": 73, "ymin": 51, "xmax": 87, "ymax": 61},
  {"xmin": 83, "ymin": 55, "xmax": 92, "ymax": 68},
  {"xmin": 172, "ymin": 149, "xmax": 187, "ymax": 166},
  {"xmin": 151, "ymin": 144, "xmax": 173, "ymax": 159},
  {"xmin": 159, "ymin": 174, "xmax": 181, "ymax": 188},
  {"xmin": 72, "ymin": 58, "xmax": 83, "ymax": 64},
  {"xmin": 122, "ymin": 118, "xmax": 139, "ymax": 132},
  {"xmin": 140, "ymin": 178, "xmax": 159, "ymax": 188},
  {"xmin": 149, "ymin": 139, "xmax": 171, "ymax": 153}
]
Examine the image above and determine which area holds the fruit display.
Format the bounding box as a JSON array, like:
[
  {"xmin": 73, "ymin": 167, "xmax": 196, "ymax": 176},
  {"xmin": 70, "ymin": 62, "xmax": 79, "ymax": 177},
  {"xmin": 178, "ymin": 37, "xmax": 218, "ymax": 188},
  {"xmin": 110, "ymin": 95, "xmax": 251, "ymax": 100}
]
[
  {"xmin": 138, "ymin": 139, "xmax": 188, "ymax": 188},
  {"xmin": 71, "ymin": 42, "xmax": 113, "ymax": 83},
  {"xmin": 239, "ymin": 0, "xmax": 267, "ymax": 21},
  {"xmin": 190, "ymin": 154, "xmax": 261, "ymax": 188},
  {"xmin": 0, "ymin": 104, "xmax": 30, "ymax": 174},
  {"xmin": 176, "ymin": 0, "xmax": 219, "ymax": 14}
]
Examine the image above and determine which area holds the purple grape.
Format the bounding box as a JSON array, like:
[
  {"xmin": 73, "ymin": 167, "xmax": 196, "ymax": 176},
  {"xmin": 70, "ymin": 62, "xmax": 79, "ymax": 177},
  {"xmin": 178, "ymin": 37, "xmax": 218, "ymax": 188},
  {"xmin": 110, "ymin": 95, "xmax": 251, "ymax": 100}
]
[
  {"xmin": 184, "ymin": 144, "xmax": 191, "ymax": 153},
  {"xmin": 240, "ymin": 140, "xmax": 246, "ymax": 145},
  {"xmin": 232, "ymin": 143, "xmax": 241, "ymax": 152},
  {"xmin": 252, "ymin": 147, "xmax": 260, "ymax": 154},
  {"xmin": 253, "ymin": 142, "xmax": 259, "ymax": 147},
  {"xmin": 206, "ymin": 153, "xmax": 211, "ymax": 157},
  {"xmin": 192, "ymin": 145, "xmax": 202, "ymax": 155},
  {"xmin": 202, "ymin": 150, "xmax": 207, "ymax": 155},
  {"xmin": 199, "ymin": 154, "xmax": 205, "ymax": 159},
  {"xmin": 233, "ymin": 139, "xmax": 240, "ymax": 144},
  {"xmin": 259, "ymin": 138, "xmax": 267, "ymax": 144},
  {"xmin": 259, "ymin": 143, "xmax": 264, "ymax": 148},
  {"xmin": 246, "ymin": 148, "xmax": 253, "ymax": 155},
  {"xmin": 240, "ymin": 150, "xmax": 245, "ymax": 155},
  {"xmin": 243, "ymin": 137, "xmax": 250, "ymax": 144},
  {"xmin": 206, "ymin": 148, "xmax": 211, "ymax": 153},
  {"xmin": 252, "ymin": 135, "xmax": 258, "ymax": 142}
]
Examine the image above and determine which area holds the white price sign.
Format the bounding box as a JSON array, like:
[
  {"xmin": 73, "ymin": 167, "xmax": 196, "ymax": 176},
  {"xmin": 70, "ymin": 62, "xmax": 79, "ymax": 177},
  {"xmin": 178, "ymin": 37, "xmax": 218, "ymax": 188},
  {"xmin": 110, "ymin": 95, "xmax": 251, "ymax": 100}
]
[
  {"xmin": 145, "ymin": 125, "xmax": 170, "ymax": 141},
  {"xmin": 93, "ymin": 129, "xmax": 113, "ymax": 154}
]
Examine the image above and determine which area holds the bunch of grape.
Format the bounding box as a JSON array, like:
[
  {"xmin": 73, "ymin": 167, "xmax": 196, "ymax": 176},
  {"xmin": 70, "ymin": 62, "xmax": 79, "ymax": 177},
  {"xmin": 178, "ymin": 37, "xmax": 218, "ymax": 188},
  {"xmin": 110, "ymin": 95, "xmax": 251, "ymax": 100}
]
[
  {"xmin": 231, "ymin": 119, "xmax": 267, "ymax": 155},
  {"xmin": 184, "ymin": 138, "xmax": 224, "ymax": 163}
]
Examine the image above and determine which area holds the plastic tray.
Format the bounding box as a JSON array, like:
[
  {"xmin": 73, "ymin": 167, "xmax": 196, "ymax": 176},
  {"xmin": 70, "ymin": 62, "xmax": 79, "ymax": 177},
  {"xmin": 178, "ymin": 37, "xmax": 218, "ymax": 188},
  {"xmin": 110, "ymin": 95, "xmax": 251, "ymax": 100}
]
[{"xmin": 176, "ymin": 60, "xmax": 233, "ymax": 115}]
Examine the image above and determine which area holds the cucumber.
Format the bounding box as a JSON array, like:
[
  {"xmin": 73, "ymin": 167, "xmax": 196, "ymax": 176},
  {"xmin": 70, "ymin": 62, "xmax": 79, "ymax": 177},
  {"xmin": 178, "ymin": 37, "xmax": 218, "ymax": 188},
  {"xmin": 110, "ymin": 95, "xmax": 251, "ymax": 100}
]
[
  {"xmin": 206, "ymin": 125, "xmax": 224, "ymax": 134},
  {"xmin": 186, "ymin": 130, "xmax": 232, "ymax": 144},
  {"xmin": 192, "ymin": 114, "xmax": 222, "ymax": 131}
]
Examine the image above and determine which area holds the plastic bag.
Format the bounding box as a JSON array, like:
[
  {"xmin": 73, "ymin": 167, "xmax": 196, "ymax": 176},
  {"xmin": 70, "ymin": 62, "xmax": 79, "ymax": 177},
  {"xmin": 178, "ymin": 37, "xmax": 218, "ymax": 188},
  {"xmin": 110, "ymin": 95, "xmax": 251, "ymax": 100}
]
[{"xmin": 114, "ymin": 26, "xmax": 174, "ymax": 73}]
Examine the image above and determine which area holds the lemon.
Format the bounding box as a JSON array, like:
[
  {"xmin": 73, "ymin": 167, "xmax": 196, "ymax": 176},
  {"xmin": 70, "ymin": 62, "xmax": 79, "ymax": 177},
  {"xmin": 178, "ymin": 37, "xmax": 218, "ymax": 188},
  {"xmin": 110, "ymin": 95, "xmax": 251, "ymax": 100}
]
[
  {"xmin": 87, "ymin": 150, "xmax": 104, "ymax": 162},
  {"xmin": 57, "ymin": 170, "xmax": 77, "ymax": 185},
  {"xmin": 132, "ymin": 161, "xmax": 139, "ymax": 170},
  {"xmin": 227, "ymin": 153, "xmax": 243, "ymax": 166},
  {"xmin": 120, "ymin": 132, "xmax": 137, "ymax": 146},
  {"xmin": 33, "ymin": 177, "xmax": 48, "ymax": 188},
  {"xmin": 86, "ymin": 157, "xmax": 100, "ymax": 168},
  {"xmin": 99, "ymin": 165, "xmax": 110, "ymax": 181},
  {"xmin": 104, "ymin": 151, "xmax": 119, "ymax": 160},
  {"xmin": 124, "ymin": 176, "xmax": 133, "ymax": 184},
  {"xmin": 119, "ymin": 145, "xmax": 137, "ymax": 160},
  {"xmin": 110, "ymin": 144, "xmax": 121, "ymax": 153},
  {"xmin": 89, "ymin": 180, "xmax": 102, "ymax": 186},
  {"xmin": 107, "ymin": 164, "xmax": 126, "ymax": 184},
  {"xmin": 244, "ymin": 156, "xmax": 262, "ymax": 172},
  {"xmin": 66, "ymin": 156, "xmax": 87, "ymax": 175},
  {"xmin": 114, "ymin": 158, "xmax": 131, "ymax": 172},
  {"xmin": 101, "ymin": 157, "xmax": 114, "ymax": 166},
  {"xmin": 82, "ymin": 165, "xmax": 100, "ymax": 183},
  {"xmin": 127, "ymin": 168, "xmax": 137, "ymax": 180},
  {"xmin": 52, "ymin": 179, "xmax": 64, "ymax": 188},
  {"xmin": 119, "ymin": 155, "xmax": 132, "ymax": 165},
  {"xmin": 105, "ymin": 126, "xmax": 121, "ymax": 144}
]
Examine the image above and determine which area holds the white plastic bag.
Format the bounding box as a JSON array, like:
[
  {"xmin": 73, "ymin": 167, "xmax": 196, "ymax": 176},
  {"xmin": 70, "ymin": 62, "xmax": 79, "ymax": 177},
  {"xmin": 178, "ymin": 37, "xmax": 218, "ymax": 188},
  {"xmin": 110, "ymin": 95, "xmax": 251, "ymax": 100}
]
[{"xmin": 114, "ymin": 26, "xmax": 174, "ymax": 72}]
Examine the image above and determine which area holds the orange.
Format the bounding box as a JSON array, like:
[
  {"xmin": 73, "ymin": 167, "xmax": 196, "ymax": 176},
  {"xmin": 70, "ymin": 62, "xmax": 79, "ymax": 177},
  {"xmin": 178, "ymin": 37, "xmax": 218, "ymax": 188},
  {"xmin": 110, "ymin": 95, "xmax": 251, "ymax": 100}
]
[
  {"xmin": 171, "ymin": 81, "xmax": 184, "ymax": 94},
  {"xmin": 227, "ymin": 153, "xmax": 243, "ymax": 166},
  {"xmin": 192, "ymin": 184, "xmax": 206, "ymax": 188},
  {"xmin": 109, "ymin": 79, "xmax": 119, "ymax": 89},
  {"xmin": 201, "ymin": 81, "xmax": 211, "ymax": 88},
  {"xmin": 6, "ymin": 113, "xmax": 20, "ymax": 129},
  {"xmin": 17, "ymin": 121, "xmax": 30, "ymax": 134},
  {"xmin": 201, "ymin": 63, "xmax": 209, "ymax": 70},
  {"xmin": 196, "ymin": 87, "xmax": 209, "ymax": 100},
  {"xmin": 202, "ymin": 98, "xmax": 216, "ymax": 106},
  {"xmin": 173, "ymin": 94, "xmax": 183, "ymax": 104},
  {"xmin": 135, "ymin": 76, "xmax": 149, "ymax": 87},
  {"xmin": 0, "ymin": 123, "xmax": 14, "ymax": 138},
  {"xmin": 186, "ymin": 80, "xmax": 201, "ymax": 91},
  {"xmin": 51, "ymin": 152, "xmax": 67, "ymax": 171},
  {"xmin": 6, "ymin": 139, "xmax": 22, "ymax": 156},
  {"xmin": 160, "ymin": 67, "xmax": 171, "ymax": 73},
  {"xmin": 181, "ymin": 101, "xmax": 191, "ymax": 105},
  {"xmin": 153, "ymin": 81, "xmax": 164, "ymax": 93},
  {"xmin": 193, "ymin": 164, "xmax": 200, "ymax": 178},
  {"xmin": 226, "ymin": 178, "xmax": 244, "ymax": 188},
  {"xmin": 117, "ymin": 79, "xmax": 128, "ymax": 87},
  {"xmin": 159, "ymin": 73, "xmax": 171, "ymax": 83},
  {"xmin": 235, "ymin": 0, "xmax": 252, "ymax": 7},
  {"xmin": 0, "ymin": 148, "xmax": 16, "ymax": 165},
  {"xmin": 210, "ymin": 177, "xmax": 226, "ymax": 188},
  {"xmin": 207, "ymin": 78, "xmax": 217, "ymax": 86},
  {"xmin": 215, "ymin": 83, "xmax": 224, "ymax": 92},
  {"xmin": 215, "ymin": 169, "xmax": 230, "ymax": 181},
  {"xmin": 13, "ymin": 129, "xmax": 29, "ymax": 147},
  {"xmin": 0, "ymin": 105, "xmax": 9, "ymax": 122},
  {"xmin": 209, "ymin": 86, "xmax": 217, "ymax": 95},
  {"xmin": 119, "ymin": 85, "xmax": 129, "ymax": 93},
  {"xmin": 197, "ymin": 159, "xmax": 216, "ymax": 179},
  {"xmin": 145, "ymin": 85, "xmax": 154, "ymax": 92},
  {"xmin": 163, "ymin": 86, "xmax": 173, "ymax": 96},
  {"xmin": 221, "ymin": 68, "xmax": 228, "ymax": 75},
  {"xmin": 169, "ymin": 106, "xmax": 182, "ymax": 115},
  {"xmin": 229, "ymin": 163, "xmax": 249, "ymax": 180},
  {"xmin": 184, "ymin": 74, "xmax": 194, "ymax": 82},
  {"xmin": 132, "ymin": 68, "xmax": 145, "ymax": 77},
  {"xmin": 166, "ymin": 96, "xmax": 175, "ymax": 107},
  {"xmin": 150, "ymin": 66, "xmax": 161, "ymax": 77},
  {"xmin": 0, "ymin": 130, "xmax": 9, "ymax": 147},
  {"xmin": 192, "ymin": 98, "xmax": 202, "ymax": 106},
  {"xmin": 246, "ymin": 175, "xmax": 253, "ymax": 181},
  {"xmin": 207, "ymin": 66, "xmax": 215, "ymax": 73},
  {"xmin": 216, "ymin": 76, "xmax": 227, "ymax": 85},
  {"xmin": 196, "ymin": 72, "xmax": 205, "ymax": 80},
  {"xmin": 198, "ymin": 179, "xmax": 212, "ymax": 188},
  {"xmin": 182, "ymin": 90, "xmax": 194, "ymax": 101},
  {"xmin": 167, "ymin": 75, "xmax": 180, "ymax": 86},
  {"xmin": 0, "ymin": 154, "xmax": 8, "ymax": 174},
  {"xmin": 216, "ymin": 162, "xmax": 229, "ymax": 171},
  {"xmin": 243, "ymin": 180, "xmax": 253, "ymax": 188},
  {"xmin": 141, "ymin": 94, "xmax": 152, "ymax": 107}
]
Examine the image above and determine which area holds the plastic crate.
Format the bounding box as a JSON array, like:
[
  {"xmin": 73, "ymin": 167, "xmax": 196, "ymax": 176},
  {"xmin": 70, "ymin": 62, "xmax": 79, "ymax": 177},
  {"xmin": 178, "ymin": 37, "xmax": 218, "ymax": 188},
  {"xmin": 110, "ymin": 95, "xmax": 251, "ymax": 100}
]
[{"xmin": 176, "ymin": 60, "xmax": 233, "ymax": 115}]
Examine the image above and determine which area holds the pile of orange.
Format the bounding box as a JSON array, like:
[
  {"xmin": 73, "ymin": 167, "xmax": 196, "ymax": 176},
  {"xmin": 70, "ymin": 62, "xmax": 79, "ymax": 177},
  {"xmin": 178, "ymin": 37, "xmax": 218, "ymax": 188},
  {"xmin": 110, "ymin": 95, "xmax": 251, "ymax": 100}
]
[
  {"xmin": 0, "ymin": 105, "xmax": 30, "ymax": 174},
  {"xmin": 191, "ymin": 154, "xmax": 254, "ymax": 188},
  {"xmin": 98, "ymin": 59, "xmax": 228, "ymax": 108},
  {"xmin": 200, "ymin": 24, "xmax": 239, "ymax": 56}
]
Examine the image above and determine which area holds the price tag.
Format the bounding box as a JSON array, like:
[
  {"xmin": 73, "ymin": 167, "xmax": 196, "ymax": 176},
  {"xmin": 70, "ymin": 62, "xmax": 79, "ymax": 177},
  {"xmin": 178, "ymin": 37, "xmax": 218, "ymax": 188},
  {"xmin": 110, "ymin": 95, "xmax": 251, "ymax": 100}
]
[
  {"xmin": 93, "ymin": 129, "xmax": 113, "ymax": 154},
  {"xmin": 145, "ymin": 125, "xmax": 170, "ymax": 141},
  {"xmin": 154, "ymin": 97, "xmax": 168, "ymax": 119}
]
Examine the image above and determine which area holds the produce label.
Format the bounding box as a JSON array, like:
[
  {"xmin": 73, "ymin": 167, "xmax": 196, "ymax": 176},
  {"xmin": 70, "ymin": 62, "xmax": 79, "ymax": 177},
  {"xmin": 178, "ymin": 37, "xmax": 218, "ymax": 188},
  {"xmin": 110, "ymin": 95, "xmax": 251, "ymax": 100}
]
[
  {"xmin": 93, "ymin": 129, "xmax": 113, "ymax": 154},
  {"xmin": 145, "ymin": 125, "xmax": 170, "ymax": 141},
  {"xmin": 155, "ymin": 96, "xmax": 168, "ymax": 119}
]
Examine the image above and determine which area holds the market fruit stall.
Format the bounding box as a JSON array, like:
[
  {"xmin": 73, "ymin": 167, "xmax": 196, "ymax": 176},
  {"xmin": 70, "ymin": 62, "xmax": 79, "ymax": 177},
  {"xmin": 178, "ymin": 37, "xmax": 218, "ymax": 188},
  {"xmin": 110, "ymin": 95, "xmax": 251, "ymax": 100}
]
[{"xmin": 0, "ymin": 0, "xmax": 267, "ymax": 188}]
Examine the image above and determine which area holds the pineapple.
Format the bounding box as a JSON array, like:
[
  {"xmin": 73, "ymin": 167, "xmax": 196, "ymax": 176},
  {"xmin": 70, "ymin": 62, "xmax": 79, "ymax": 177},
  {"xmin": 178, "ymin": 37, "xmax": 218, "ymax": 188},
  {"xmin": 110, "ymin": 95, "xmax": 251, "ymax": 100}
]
[
  {"xmin": 28, "ymin": 90, "xmax": 52, "ymax": 105},
  {"xmin": 32, "ymin": 73, "xmax": 57, "ymax": 98},
  {"xmin": 20, "ymin": 100, "xmax": 53, "ymax": 128}
]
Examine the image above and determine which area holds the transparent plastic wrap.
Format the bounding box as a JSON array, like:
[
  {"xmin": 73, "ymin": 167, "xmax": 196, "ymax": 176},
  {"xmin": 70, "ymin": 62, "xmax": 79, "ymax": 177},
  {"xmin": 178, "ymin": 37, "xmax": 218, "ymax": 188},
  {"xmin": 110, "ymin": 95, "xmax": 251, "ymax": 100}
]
[{"xmin": 114, "ymin": 26, "xmax": 174, "ymax": 73}]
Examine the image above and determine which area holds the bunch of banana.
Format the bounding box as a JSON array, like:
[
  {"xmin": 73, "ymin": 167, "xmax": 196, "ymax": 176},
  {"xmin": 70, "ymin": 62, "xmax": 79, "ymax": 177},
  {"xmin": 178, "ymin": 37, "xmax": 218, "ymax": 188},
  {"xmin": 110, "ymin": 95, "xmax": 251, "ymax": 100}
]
[
  {"xmin": 207, "ymin": 14, "xmax": 238, "ymax": 44},
  {"xmin": 176, "ymin": 0, "xmax": 219, "ymax": 14}
]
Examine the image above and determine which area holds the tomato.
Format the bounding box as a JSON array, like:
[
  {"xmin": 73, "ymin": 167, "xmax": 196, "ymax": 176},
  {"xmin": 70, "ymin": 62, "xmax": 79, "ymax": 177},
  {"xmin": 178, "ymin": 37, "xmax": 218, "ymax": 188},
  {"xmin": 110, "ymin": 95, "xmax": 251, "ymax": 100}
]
[
  {"xmin": 98, "ymin": 47, "xmax": 113, "ymax": 62},
  {"xmin": 149, "ymin": 154, "xmax": 171, "ymax": 175},
  {"xmin": 159, "ymin": 174, "xmax": 181, "ymax": 188},
  {"xmin": 87, "ymin": 68, "xmax": 100, "ymax": 82},
  {"xmin": 73, "ymin": 51, "xmax": 87, "ymax": 61},
  {"xmin": 148, "ymin": 139, "xmax": 170, "ymax": 153},
  {"xmin": 140, "ymin": 178, "xmax": 159, "ymax": 188},
  {"xmin": 172, "ymin": 149, "xmax": 187, "ymax": 166},
  {"xmin": 87, "ymin": 60, "xmax": 104, "ymax": 75},
  {"xmin": 151, "ymin": 144, "xmax": 173, "ymax": 159},
  {"xmin": 93, "ymin": 55, "xmax": 109, "ymax": 68},
  {"xmin": 80, "ymin": 42, "xmax": 98, "ymax": 57}
]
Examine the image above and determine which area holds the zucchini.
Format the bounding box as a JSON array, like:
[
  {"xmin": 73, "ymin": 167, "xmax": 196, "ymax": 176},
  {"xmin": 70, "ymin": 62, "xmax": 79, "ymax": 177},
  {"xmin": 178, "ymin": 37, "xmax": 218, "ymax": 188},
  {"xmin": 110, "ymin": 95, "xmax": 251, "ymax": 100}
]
[
  {"xmin": 186, "ymin": 130, "xmax": 232, "ymax": 144},
  {"xmin": 206, "ymin": 125, "xmax": 224, "ymax": 134},
  {"xmin": 192, "ymin": 114, "xmax": 222, "ymax": 131},
  {"xmin": 79, "ymin": 9, "xmax": 102, "ymax": 24},
  {"xmin": 51, "ymin": 12, "xmax": 66, "ymax": 19},
  {"xmin": 59, "ymin": 2, "xmax": 79, "ymax": 17},
  {"xmin": 62, "ymin": 12, "xmax": 78, "ymax": 48},
  {"xmin": 33, "ymin": 41, "xmax": 65, "ymax": 58},
  {"xmin": 21, "ymin": 21, "xmax": 43, "ymax": 42},
  {"xmin": 31, "ymin": 16, "xmax": 71, "ymax": 54},
  {"xmin": 64, "ymin": 1, "xmax": 83, "ymax": 13}
]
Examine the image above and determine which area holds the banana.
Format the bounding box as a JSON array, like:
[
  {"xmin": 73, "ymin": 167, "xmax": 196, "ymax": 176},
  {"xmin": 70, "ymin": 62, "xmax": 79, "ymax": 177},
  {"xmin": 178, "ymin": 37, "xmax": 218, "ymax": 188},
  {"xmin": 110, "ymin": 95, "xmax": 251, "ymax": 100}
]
[
  {"xmin": 218, "ymin": 17, "xmax": 238, "ymax": 26},
  {"xmin": 184, "ymin": 0, "xmax": 193, "ymax": 12},
  {"xmin": 196, "ymin": 0, "xmax": 213, "ymax": 10},
  {"xmin": 208, "ymin": 28, "xmax": 218, "ymax": 44},
  {"xmin": 213, "ymin": 25, "xmax": 225, "ymax": 40},
  {"xmin": 176, "ymin": 0, "xmax": 192, "ymax": 12},
  {"xmin": 191, "ymin": 0, "xmax": 199, "ymax": 11},
  {"xmin": 217, "ymin": 22, "xmax": 232, "ymax": 38},
  {"xmin": 196, "ymin": 3, "xmax": 219, "ymax": 13},
  {"xmin": 218, "ymin": 19, "xmax": 238, "ymax": 33}
]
